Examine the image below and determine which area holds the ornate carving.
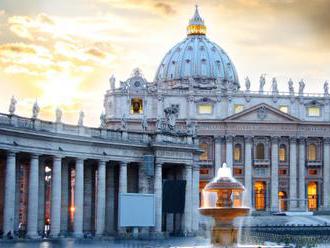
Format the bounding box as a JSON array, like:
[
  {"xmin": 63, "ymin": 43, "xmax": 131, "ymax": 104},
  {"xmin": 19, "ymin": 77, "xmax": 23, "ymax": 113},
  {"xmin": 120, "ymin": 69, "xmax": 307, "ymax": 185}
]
[
  {"xmin": 141, "ymin": 115, "xmax": 148, "ymax": 131},
  {"xmin": 244, "ymin": 136, "xmax": 253, "ymax": 143},
  {"xmin": 324, "ymin": 137, "xmax": 330, "ymax": 145},
  {"xmin": 186, "ymin": 119, "xmax": 197, "ymax": 137},
  {"xmin": 164, "ymin": 105, "xmax": 178, "ymax": 130},
  {"xmin": 289, "ymin": 137, "xmax": 297, "ymax": 143},
  {"xmin": 257, "ymin": 106, "xmax": 267, "ymax": 120},
  {"xmin": 121, "ymin": 113, "xmax": 127, "ymax": 131}
]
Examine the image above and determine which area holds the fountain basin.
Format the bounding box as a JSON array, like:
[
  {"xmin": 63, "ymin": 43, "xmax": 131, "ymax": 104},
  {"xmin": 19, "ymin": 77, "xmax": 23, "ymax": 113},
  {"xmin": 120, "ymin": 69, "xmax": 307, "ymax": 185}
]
[{"xmin": 199, "ymin": 207, "xmax": 250, "ymax": 223}]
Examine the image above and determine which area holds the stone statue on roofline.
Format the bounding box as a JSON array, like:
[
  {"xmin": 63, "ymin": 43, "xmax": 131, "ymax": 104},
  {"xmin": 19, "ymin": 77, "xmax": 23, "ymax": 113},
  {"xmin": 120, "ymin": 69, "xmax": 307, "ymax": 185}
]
[
  {"xmin": 272, "ymin": 77, "xmax": 279, "ymax": 94},
  {"xmin": 100, "ymin": 112, "xmax": 106, "ymax": 128},
  {"xmin": 55, "ymin": 107, "xmax": 62, "ymax": 123},
  {"xmin": 245, "ymin": 77, "xmax": 250, "ymax": 92},
  {"xmin": 109, "ymin": 75, "xmax": 115, "ymax": 90},
  {"xmin": 298, "ymin": 79, "xmax": 305, "ymax": 95},
  {"xmin": 324, "ymin": 81, "xmax": 329, "ymax": 96},
  {"xmin": 186, "ymin": 119, "xmax": 197, "ymax": 137},
  {"xmin": 78, "ymin": 110, "xmax": 84, "ymax": 126},
  {"xmin": 288, "ymin": 78, "xmax": 294, "ymax": 95},
  {"xmin": 9, "ymin": 96, "xmax": 17, "ymax": 115},
  {"xmin": 259, "ymin": 74, "xmax": 266, "ymax": 93},
  {"xmin": 32, "ymin": 100, "xmax": 40, "ymax": 119}
]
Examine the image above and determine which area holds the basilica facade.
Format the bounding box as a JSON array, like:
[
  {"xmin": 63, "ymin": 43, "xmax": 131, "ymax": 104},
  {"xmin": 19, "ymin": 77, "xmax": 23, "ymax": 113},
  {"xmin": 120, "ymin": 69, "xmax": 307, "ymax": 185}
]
[{"xmin": 0, "ymin": 6, "xmax": 330, "ymax": 239}]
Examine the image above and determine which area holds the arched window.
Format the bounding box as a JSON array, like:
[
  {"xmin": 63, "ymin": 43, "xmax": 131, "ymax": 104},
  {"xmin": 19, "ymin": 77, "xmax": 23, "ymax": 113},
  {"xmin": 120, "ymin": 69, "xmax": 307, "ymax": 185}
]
[
  {"xmin": 256, "ymin": 143, "xmax": 265, "ymax": 160},
  {"xmin": 199, "ymin": 143, "xmax": 209, "ymax": 161},
  {"xmin": 307, "ymin": 181, "xmax": 318, "ymax": 211},
  {"xmin": 308, "ymin": 144, "xmax": 317, "ymax": 161},
  {"xmin": 234, "ymin": 144, "xmax": 242, "ymax": 162},
  {"xmin": 279, "ymin": 144, "xmax": 287, "ymax": 162}
]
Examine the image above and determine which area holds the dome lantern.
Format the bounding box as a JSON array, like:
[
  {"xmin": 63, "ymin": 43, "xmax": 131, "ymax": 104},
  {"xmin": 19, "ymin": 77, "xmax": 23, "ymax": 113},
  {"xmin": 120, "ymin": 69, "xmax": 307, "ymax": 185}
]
[{"xmin": 187, "ymin": 5, "xmax": 206, "ymax": 36}]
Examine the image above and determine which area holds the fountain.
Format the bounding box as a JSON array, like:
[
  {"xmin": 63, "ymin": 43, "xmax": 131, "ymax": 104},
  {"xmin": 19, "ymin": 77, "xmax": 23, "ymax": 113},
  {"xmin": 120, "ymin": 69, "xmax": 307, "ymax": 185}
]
[{"xmin": 199, "ymin": 163, "xmax": 250, "ymax": 247}]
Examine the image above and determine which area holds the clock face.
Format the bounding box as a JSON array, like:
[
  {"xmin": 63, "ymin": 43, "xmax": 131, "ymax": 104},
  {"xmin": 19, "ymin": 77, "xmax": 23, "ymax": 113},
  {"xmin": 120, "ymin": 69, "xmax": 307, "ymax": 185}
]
[{"xmin": 134, "ymin": 81, "xmax": 141, "ymax": 87}]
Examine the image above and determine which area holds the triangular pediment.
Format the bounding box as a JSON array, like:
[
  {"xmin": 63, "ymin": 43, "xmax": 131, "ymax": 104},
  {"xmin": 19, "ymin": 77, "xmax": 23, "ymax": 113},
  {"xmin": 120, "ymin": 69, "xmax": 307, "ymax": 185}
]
[{"xmin": 224, "ymin": 103, "xmax": 300, "ymax": 123}]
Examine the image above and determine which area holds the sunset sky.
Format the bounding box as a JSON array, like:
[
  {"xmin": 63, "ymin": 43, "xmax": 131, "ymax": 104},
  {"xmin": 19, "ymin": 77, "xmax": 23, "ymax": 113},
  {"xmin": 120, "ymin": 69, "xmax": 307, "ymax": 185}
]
[{"xmin": 0, "ymin": 0, "xmax": 329, "ymax": 126}]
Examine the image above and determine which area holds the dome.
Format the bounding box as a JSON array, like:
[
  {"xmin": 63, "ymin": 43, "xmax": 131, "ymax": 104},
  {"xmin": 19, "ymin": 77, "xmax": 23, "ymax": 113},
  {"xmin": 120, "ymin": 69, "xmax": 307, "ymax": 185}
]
[{"xmin": 155, "ymin": 6, "xmax": 239, "ymax": 91}]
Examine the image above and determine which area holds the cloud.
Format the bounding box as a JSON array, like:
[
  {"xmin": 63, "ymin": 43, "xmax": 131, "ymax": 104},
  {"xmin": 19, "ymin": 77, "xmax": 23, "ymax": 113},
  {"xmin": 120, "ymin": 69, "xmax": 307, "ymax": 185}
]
[{"xmin": 154, "ymin": 2, "xmax": 176, "ymax": 15}]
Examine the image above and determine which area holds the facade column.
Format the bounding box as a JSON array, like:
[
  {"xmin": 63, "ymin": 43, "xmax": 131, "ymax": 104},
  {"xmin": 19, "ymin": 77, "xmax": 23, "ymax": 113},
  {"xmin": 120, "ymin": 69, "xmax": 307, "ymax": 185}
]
[
  {"xmin": 96, "ymin": 160, "xmax": 106, "ymax": 236},
  {"xmin": 323, "ymin": 138, "xmax": 330, "ymax": 209},
  {"xmin": 154, "ymin": 163, "xmax": 162, "ymax": 233},
  {"xmin": 3, "ymin": 151, "xmax": 16, "ymax": 235},
  {"xmin": 50, "ymin": 156, "xmax": 62, "ymax": 237},
  {"xmin": 74, "ymin": 158, "xmax": 84, "ymax": 237},
  {"xmin": 298, "ymin": 137, "xmax": 306, "ymax": 210},
  {"xmin": 226, "ymin": 135, "xmax": 233, "ymax": 167},
  {"xmin": 27, "ymin": 154, "xmax": 39, "ymax": 238},
  {"xmin": 214, "ymin": 136, "xmax": 223, "ymax": 172},
  {"xmin": 191, "ymin": 156, "xmax": 200, "ymax": 233},
  {"xmin": 289, "ymin": 137, "xmax": 298, "ymax": 210},
  {"xmin": 271, "ymin": 136, "xmax": 279, "ymax": 211},
  {"xmin": 183, "ymin": 164, "xmax": 192, "ymax": 233},
  {"xmin": 244, "ymin": 136, "xmax": 253, "ymax": 208}
]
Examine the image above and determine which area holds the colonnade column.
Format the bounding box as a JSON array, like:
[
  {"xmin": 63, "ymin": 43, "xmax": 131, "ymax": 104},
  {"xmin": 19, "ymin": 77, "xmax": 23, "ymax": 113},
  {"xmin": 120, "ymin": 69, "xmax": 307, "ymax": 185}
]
[
  {"xmin": 96, "ymin": 160, "xmax": 106, "ymax": 236},
  {"xmin": 183, "ymin": 164, "xmax": 192, "ymax": 233},
  {"xmin": 50, "ymin": 156, "xmax": 62, "ymax": 237},
  {"xmin": 323, "ymin": 138, "xmax": 330, "ymax": 209},
  {"xmin": 191, "ymin": 156, "xmax": 200, "ymax": 233},
  {"xmin": 298, "ymin": 137, "xmax": 306, "ymax": 210},
  {"xmin": 118, "ymin": 161, "xmax": 127, "ymax": 233},
  {"xmin": 215, "ymin": 136, "xmax": 223, "ymax": 172},
  {"xmin": 74, "ymin": 158, "xmax": 84, "ymax": 237},
  {"xmin": 289, "ymin": 137, "xmax": 298, "ymax": 210},
  {"xmin": 138, "ymin": 162, "xmax": 148, "ymax": 194},
  {"xmin": 226, "ymin": 135, "xmax": 233, "ymax": 167},
  {"xmin": 244, "ymin": 136, "xmax": 252, "ymax": 208},
  {"xmin": 3, "ymin": 151, "xmax": 16, "ymax": 235},
  {"xmin": 27, "ymin": 154, "xmax": 39, "ymax": 238},
  {"xmin": 154, "ymin": 163, "xmax": 162, "ymax": 233},
  {"xmin": 271, "ymin": 136, "xmax": 279, "ymax": 211}
]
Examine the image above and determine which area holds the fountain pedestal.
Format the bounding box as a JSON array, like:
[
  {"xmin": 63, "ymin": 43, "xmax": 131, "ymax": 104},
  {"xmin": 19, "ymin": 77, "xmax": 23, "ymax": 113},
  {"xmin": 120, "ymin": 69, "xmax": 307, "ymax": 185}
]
[{"xmin": 199, "ymin": 163, "xmax": 250, "ymax": 247}]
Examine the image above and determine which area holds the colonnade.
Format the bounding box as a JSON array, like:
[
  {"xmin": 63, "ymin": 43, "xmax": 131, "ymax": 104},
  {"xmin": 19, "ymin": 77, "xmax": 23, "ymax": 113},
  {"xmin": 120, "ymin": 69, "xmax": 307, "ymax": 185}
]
[{"xmin": 1, "ymin": 150, "xmax": 199, "ymax": 238}]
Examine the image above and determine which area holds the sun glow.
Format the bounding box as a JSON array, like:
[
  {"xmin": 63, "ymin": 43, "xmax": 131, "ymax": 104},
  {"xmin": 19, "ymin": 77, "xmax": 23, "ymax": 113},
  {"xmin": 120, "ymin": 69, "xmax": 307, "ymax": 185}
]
[{"xmin": 39, "ymin": 73, "xmax": 82, "ymax": 107}]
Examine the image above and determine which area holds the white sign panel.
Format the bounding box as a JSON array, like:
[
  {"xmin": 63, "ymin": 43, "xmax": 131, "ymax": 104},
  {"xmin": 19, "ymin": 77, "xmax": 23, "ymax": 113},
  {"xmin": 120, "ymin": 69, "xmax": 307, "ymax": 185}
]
[{"xmin": 119, "ymin": 193, "xmax": 155, "ymax": 227}]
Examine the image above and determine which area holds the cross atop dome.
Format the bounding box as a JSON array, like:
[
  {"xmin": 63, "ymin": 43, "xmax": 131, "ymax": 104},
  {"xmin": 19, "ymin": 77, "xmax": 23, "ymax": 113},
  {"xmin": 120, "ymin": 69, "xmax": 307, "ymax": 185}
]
[{"xmin": 187, "ymin": 5, "xmax": 207, "ymax": 36}]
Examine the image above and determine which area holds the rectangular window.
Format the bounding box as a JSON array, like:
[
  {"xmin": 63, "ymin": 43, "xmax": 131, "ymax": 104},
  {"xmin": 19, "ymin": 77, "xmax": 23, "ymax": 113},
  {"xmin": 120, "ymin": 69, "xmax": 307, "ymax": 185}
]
[
  {"xmin": 200, "ymin": 168, "xmax": 209, "ymax": 175},
  {"xmin": 130, "ymin": 98, "xmax": 143, "ymax": 114},
  {"xmin": 234, "ymin": 104, "xmax": 244, "ymax": 113},
  {"xmin": 279, "ymin": 169, "xmax": 287, "ymax": 175},
  {"xmin": 308, "ymin": 107, "xmax": 320, "ymax": 117},
  {"xmin": 198, "ymin": 104, "xmax": 213, "ymax": 114},
  {"xmin": 279, "ymin": 105, "xmax": 288, "ymax": 113},
  {"xmin": 199, "ymin": 143, "xmax": 209, "ymax": 161},
  {"xmin": 233, "ymin": 168, "xmax": 243, "ymax": 176},
  {"xmin": 308, "ymin": 169, "xmax": 317, "ymax": 175}
]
